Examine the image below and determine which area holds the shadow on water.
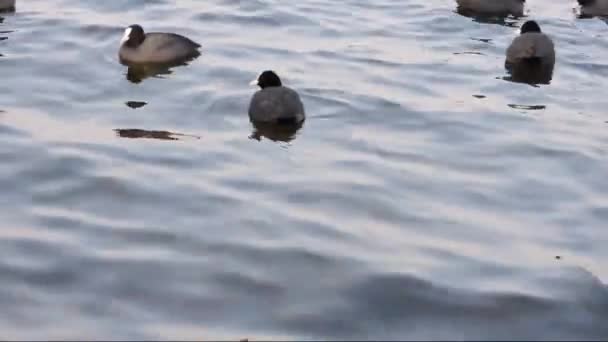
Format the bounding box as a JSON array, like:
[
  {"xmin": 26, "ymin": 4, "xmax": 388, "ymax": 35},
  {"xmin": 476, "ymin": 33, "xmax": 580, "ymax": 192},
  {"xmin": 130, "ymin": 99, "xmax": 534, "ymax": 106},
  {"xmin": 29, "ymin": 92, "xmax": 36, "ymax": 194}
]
[
  {"xmin": 114, "ymin": 128, "xmax": 200, "ymax": 141},
  {"xmin": 123, "ymin": 53, "xmax": 201, "ymax": 84},
  {"xmin": 249, "ymin": 120, "xmax": 304, "ymax": 143}
]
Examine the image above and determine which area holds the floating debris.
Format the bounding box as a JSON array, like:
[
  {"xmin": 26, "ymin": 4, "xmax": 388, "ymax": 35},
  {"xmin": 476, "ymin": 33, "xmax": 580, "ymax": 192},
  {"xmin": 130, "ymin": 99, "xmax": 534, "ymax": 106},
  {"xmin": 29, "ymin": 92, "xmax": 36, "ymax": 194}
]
[{"xmin": 472, "ymin": 94, "xmax": 486, "ymax": 99}]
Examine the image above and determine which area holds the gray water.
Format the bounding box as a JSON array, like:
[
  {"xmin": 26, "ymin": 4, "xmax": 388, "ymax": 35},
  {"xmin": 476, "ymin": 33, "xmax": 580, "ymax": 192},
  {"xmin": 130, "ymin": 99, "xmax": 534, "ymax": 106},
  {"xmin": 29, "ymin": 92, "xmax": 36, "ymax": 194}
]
[{"xmin": 1, "ymin": 0, "xmax": 608, "ymax": 340}]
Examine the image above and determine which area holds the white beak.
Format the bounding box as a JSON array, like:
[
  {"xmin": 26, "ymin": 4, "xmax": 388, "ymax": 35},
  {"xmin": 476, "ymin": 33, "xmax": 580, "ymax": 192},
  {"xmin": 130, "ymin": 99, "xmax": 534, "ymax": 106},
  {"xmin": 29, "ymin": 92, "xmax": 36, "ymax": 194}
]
[
  {"xmin": 120, "ymin": 27, "xmax": 132, "ymax": 45},
  {"xmin": 249, "ymin": 79, "xmax": 259, "ymax": 86}
]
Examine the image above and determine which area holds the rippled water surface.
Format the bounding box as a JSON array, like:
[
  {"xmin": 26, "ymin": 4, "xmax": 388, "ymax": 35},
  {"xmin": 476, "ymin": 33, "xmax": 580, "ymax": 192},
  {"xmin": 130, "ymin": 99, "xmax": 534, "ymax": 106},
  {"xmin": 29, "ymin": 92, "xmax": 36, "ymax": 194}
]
[{"xmin": 1, "ymin": 0, "xmax": 608, "ymax": 340}]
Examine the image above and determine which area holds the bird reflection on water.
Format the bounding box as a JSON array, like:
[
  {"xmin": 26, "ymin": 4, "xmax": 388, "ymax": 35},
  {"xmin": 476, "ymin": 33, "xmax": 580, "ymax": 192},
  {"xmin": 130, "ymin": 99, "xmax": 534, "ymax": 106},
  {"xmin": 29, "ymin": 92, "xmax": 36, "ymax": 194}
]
[
  {"xmin": 124, "ymin": 54, "xmax": 200, "ymax": 84},
  {"xmin": 249, "ymin": 120, "xmax": 304, "ymax": 143},
  {"xmin": 126, "ymin": 63, "xmax": 176, "ymax": 84},
  {"xmin": 505, "ymin": 62, "xmax": 554, "ymax": 85}
]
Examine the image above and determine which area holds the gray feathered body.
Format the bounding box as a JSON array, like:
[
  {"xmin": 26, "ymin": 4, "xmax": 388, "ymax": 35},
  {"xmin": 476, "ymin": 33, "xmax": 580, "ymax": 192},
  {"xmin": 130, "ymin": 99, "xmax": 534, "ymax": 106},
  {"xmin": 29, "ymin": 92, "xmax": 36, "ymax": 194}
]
[
  {"xmin": 506, "ymin": 32, "xmax": 555, "ymax": 84},
  {"xmin": 506, "ymin": 32, "xmax": 555, "ymax": 66},
  {"xmin": 579, "ymin": 0, "xmax": 608, "ymax": 16},
  {"xmin": 119, "ymin": 32, "xmax": 201, "ymax": 65},
  {"xmin": 0, "ymin": 0, "xmax": 15, "ymax": 11},
  {"xmin": 248, "ymin": 86, "xmax": 305, "ymax": 123},
  {"xmin": 456, "ymin": 0, "xmax": 524, "ymax": 16}
]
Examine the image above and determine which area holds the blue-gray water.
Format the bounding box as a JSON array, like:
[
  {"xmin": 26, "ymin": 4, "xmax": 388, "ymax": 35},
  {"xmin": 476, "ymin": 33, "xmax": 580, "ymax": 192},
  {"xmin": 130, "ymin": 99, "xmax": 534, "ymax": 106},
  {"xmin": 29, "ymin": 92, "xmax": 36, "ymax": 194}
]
[{"xmin": 1, "ymin": 0, "xmax": 608, "ymax": 340}]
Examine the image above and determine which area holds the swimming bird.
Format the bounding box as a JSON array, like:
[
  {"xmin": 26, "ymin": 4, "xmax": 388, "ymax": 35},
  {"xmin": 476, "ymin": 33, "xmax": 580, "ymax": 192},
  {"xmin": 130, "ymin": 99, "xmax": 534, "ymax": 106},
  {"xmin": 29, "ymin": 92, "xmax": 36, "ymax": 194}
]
[
  {"xmin": 118, "ymin": 24, "xmax": 201, "ymax": 65},
  {"xmin": 456, "ymin": 0, "xmax": 525, "ymax": 17},
  {"xmin": 0, "ymin": 0, "xmax": 15, "ymax": 11},
  {"xmin": 248, "ymin": 71, "xmax": 305, "ymax": 124},
  {"xmin": 505, "ymin": 20, "xmax": 555, "ymax": 84},
  {"xmin": 578, "ymin": 0, "xmax": 608, "ymax": 17}
]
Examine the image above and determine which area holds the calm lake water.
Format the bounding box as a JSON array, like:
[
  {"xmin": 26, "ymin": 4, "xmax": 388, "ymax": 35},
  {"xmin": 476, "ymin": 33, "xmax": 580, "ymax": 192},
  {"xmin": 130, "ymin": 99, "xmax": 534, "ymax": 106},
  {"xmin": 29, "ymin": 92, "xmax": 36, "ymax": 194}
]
[{"xmin": 1, "ymin": 0, "xmax": 608, "ymax": 340}]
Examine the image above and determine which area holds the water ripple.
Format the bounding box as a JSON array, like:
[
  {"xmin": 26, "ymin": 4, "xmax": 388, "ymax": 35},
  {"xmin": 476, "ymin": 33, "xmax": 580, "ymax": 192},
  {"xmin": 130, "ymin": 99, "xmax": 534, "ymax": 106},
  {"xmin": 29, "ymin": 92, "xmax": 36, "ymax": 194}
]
[{"xmin": 0, "ymin": 0, "xmax": 607, "ymax": 339}]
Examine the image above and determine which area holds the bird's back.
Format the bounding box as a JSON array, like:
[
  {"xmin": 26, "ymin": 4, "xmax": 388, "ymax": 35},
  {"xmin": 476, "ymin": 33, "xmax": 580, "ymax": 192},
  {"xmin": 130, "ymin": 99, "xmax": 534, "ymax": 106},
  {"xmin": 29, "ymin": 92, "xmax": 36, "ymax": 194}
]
[
  {"xmin": 249, "ymin": 87, "xmax": 305, "ymax": 123},
  {"xmin": 506, "ymin": 32, "xmax": 555, "ymax": 65},
  {"xmin": 0, "ymin": 0, "xmax": 15, "ymax": 10},
  {"xmin": 456, "ymin": 0, "xmax": 524, "ymax": 16},
  {"xmin": 580, "ymin": 0, "xmax": 608, "ymax": 16},
  {"xmin": 120, "ymin": 32, "xmax": 200, "ymax": 64}
]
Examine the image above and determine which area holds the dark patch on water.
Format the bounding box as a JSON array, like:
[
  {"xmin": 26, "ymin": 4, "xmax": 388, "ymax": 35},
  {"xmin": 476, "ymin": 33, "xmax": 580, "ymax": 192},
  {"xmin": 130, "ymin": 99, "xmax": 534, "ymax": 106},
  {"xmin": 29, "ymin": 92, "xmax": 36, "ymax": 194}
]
[
  {"xmin": 508, "ymin": 104, "xmax": 547, "ymax": 111},
  {"xmin": 125, "ymin": 101, "xmax": 147, "ymax": 109},
  {"xmin": 471, "ymin": 37, "xmax": 492, "ymax": 43},
  {"xmin": 454, "ymin": 51, "xmax": 485, "ymax": 56},
  {"xmin": 114, "ymin": 128, "xmax": 200, "ymax": 141},
  {"xmin": 249, "ymin": 120, "xmax": 304, "ymax": 143}
]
